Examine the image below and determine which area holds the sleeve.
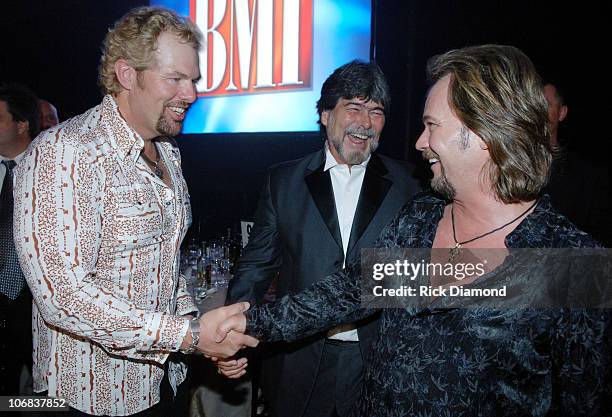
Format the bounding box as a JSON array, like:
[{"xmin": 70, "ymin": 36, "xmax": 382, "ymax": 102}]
[
  {"xmin": 176, "ymin": 273, "xmax": 198, "ymax": 316},
  {"xmin": 245, "ymin": 204, "xmax": 406, "ymax": 342},
  {"xmin": 226, "ymin": 171, "xmax": 283, "ymax": 305},
  {"xmin": 171, "ymin": 142, "xmax": 198, "ymax": 317},
  {"xmin": 551, "ymin": 308, "xmax": 612, "ymax": 415},
  {"xmin": 14, "ymin": 142, "xmax": 189, "ymax": 361}
]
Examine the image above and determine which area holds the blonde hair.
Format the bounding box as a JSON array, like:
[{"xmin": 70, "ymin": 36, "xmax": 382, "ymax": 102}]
[{"xmin": 98, "ymin": 6, "xmax": 202, "ymax": 95}]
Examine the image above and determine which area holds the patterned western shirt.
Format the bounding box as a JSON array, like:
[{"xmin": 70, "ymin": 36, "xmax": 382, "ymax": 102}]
[{"xmin": 13, "ymin": 95, "xmax": 197, "ymax": 416}]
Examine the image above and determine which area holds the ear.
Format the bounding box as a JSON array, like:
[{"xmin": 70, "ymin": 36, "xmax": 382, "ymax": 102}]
[
  {"xmin": 320, "ymin": 110, "xmax": 330, "ymax": 127},
  {"xmin": 16, "ymin": 120, "xmax": 29, "ymax": 136},
  {"xmin": 114, "ymin": 59, "xmax": 138, "ymax": 91},
  {"xmin": 558, "ymin": 105, "xmax": 568, "ymax": 122}
]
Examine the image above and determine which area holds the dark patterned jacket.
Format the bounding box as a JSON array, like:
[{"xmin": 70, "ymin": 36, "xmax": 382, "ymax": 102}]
[{"xmin": 246, "ymin": 191, "xmax": 611, "ymax": 416}]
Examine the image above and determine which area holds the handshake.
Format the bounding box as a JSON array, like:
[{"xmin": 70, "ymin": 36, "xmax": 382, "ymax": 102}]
[{"xmin": 180, "ymin": 302, "xmax": 259, "ymax": 362}]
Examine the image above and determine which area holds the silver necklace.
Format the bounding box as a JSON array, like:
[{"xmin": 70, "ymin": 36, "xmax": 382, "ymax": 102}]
[{"xmin": 141, "ymin": 147, "xmax": 164, "ymax": 179}]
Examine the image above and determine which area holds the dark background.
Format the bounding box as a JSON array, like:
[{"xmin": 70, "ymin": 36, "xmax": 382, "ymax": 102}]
[{"xmin": 2, "ymin": 0, "xmax": 608, "ymax": 240}]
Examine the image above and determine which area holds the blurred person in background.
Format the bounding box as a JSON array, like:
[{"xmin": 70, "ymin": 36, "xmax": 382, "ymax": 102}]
[
  {"xmin": 0, "ymin": 81, "xmax": 39, "ymax": 396},
  {"xmin": 543, "ymin": 80, "xmax": 612, "ymax": 245},
  {"xmin": 38, "ymin": 98, "xmax": 59, "ymax": 131}
]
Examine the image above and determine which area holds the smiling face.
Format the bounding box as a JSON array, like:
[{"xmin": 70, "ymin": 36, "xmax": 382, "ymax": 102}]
[
  {"xmin": 123, "ymin": 31, "xmax": 200, "ymax": 139},
  {"xmin": 321, "ymin": 97, "xmax": 385, "ymax": 165},
  {"xmin": 415, "ymin": 75, "xmax": 490, "ymax": 199}
]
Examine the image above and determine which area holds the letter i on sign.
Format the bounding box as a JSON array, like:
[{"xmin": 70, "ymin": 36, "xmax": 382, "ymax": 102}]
[{"xmin": 191, "ymin": 0, "xmax": 313, "ymax": 96}]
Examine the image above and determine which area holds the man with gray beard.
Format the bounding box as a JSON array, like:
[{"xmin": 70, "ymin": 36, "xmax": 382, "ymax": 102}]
[{"xmin": 221, "ymin": 60, "xmax": 420, "ymax": 417}]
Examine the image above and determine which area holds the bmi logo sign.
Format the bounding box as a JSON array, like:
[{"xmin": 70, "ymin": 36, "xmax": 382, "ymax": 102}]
[{"xmin": 190, "ymin": 0, "xmax": 313, "ymax": 96}]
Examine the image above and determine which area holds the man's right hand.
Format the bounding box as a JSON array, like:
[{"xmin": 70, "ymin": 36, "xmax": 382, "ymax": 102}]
[{"xmin": 196, "ymin": 302, "xmax": 259, "ymax": 358}]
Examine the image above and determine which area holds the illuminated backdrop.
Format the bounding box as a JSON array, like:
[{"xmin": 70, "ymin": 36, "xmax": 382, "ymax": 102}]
[{"xmin": 151, "ymin": 0, "xmax": 372, "ymax": 133}]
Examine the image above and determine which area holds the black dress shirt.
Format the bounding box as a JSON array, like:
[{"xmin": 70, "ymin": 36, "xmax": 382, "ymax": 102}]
[{"xmin": 246, "ymin": 191, "xmax": 611, "ymax": 416}]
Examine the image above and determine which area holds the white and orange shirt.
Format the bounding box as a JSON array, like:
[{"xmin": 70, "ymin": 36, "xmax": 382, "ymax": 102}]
[{"xmin": 13, "ymin": 95, "xmax": 197, "ymax": 416}]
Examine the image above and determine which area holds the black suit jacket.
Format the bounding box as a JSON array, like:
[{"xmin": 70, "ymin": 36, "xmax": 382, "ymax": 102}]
[{"xmin": 226, "ymin": 149, "xmax": 419, "ymax": 417}]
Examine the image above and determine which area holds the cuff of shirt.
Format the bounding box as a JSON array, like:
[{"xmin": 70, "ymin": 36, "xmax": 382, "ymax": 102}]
[
  {"xmin": 140, "ymin": 313, "xmax": 190, "ymax": 352},
  {"xmin": 176, "ymin": 293, "xmax": 199, "ymax": 317}
]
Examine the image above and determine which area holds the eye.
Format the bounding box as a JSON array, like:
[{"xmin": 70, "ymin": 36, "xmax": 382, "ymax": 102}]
[
  {"xmin": 370, "ymin": 110, "xmax": 385, "ymax": 117},
  {"xmin": 425, "ymin": 121, "xmax": 436, "ymax": 128}
]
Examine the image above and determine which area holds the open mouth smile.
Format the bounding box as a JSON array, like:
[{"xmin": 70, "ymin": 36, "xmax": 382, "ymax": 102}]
[{"xmin": 168, "ymin": 106, "xmax": 185, "ymax": 115}]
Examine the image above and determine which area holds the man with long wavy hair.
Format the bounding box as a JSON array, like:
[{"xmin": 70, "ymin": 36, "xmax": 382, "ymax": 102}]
[{"xmin": 218, "ymin": 45, "xmax": 611, "ymax": 416}]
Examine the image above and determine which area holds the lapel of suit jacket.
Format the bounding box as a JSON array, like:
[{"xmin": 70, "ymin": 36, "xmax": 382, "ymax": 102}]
[
  {"xmin": 304, "ymin": 149, "xmax": 343, "ymax": 251},
  {"xmin": 346, "ymin": 153, "xmax": 392, "ymax": 256}
]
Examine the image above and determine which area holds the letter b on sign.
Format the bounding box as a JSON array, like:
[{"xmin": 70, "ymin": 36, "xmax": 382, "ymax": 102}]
[{"xmin": 192, "ymin": 0, "xmax": 313, "ymax": 96}]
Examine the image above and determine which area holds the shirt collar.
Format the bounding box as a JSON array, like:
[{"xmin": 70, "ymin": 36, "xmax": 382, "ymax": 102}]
[
  {"xmin": 102, "ymin": 95, "xmax": 145, "ymax": 162},
  {"xmin": 413, "ymin": 191, "xmax": 555, "ymax": 248},
  {"xmin": 323, "ymin": 142, "xmax": 371, "ymax": 171},
  {"xmin": 504, "ymin": 195, "xmax": 554, "ymax": 248}
]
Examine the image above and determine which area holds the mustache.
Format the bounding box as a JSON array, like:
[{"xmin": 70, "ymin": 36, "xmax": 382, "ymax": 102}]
[
  {"xmin": 345, "ymin": 126, "xmax": 376, "ymax": 139},
  {"xmin": 421, "ymin": 149, "xmax": 439, "ymax": 161},
  {"xmin": 165, "ymin": 101, "xmax": 190, "ymax": 109}
]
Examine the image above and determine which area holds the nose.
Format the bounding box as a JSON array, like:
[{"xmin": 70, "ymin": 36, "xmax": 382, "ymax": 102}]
[
  {"xmin": 357, "ymin": 109, "xmax": 372, "ymax": 129},
  {"xmin": 180, "ymin": 81, "xmax": 197, "ymax": 104},
  {"xmin": 415, "ymin": 128, "xmax": 429, "ymax": 151}
]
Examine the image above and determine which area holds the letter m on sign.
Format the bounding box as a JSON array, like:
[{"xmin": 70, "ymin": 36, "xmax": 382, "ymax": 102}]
[{"xmin": 191, "ymin": 0, "xmax": 313, "ymax": 96}]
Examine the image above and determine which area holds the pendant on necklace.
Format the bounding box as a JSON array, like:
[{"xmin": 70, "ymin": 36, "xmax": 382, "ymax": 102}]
[
  {"xmin": 448, "ymin": 242, "xmax": 462, "ymax": 262},
  {"xmin": 153, "ymin": 166, "xmax": 164, "ymax": 179}
]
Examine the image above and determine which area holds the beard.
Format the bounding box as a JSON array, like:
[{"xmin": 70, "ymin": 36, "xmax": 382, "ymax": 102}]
[
  {"xmin": 330, "ymin": 126, "xmax": 379, "ymax": 165},
  {"xmin": 155, "ymin": 102, "xmax": 188, "ymax": 137},
  {"xmin": 431, "ymin": 171, "xmax": 456, "ymax": 200},
  {"xmin": 156, "ymin": 115, "xmax": 180, "ymax": 136},
  {"xmin": 422, "ymin": 149, "xmax": 456, "ymax": 200}
]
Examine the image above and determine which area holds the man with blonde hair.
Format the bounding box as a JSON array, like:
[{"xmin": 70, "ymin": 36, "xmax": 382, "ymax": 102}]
[{"xmin": 14, "ymin": 7, "xmax": 256, "ymax": 416}]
